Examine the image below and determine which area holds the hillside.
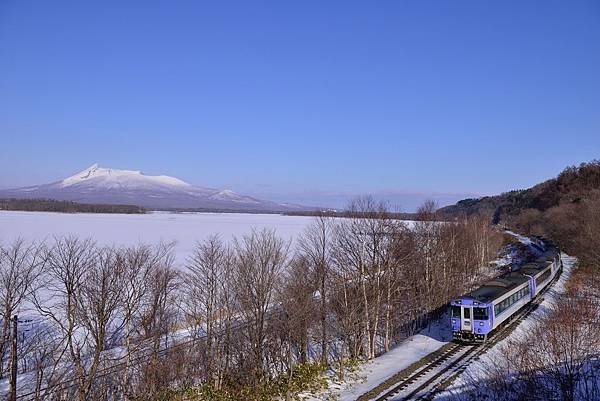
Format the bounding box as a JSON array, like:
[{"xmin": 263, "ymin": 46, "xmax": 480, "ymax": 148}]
[{"xmin": 439, "ymin": 160, "xmax": 600, "ymax": 223}]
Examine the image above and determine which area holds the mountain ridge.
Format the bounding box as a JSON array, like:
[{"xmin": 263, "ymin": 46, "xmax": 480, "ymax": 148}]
[{"xmin": 0, "ymin": 164, "xmax": 309, "ymax": 212}]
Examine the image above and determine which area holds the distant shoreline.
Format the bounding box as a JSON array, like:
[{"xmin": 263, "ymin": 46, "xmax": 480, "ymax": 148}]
[
  {"xmin": 0, "ymin": 200, "xmax": 420, "ymax": 221},
  {"xmin": 0, "ymin": 198, "xmax": 146, "ymax": 214}
]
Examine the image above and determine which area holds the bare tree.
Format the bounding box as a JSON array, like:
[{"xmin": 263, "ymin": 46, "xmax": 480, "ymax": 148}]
[
  {"xmin": 136, "ymin": 247, "xmax": 179, "ymax": 397},
  {"xmin": 182, "ymin": 235, "xmax": 234, "ymax": 388},
  {"xmin": 30, "ymin": 238, "xmax": 128, "ymax": 401},
  {"xmin": 32, "ymin": 236, "xmax": 96, "ymax": 401},
  {"xmin": 24, "ymin": 325, "xmax": 68, "ymax": 401},
  {"xmin": 0, "ymin": 239, "xmax": 46, "ymax": 378},
  {"xmin": 232, "ymin": 228, "xmax": 289, "ymax": 384},
  {"xmin": 118, "ymin": 243, "xmax": 169, "ymax": 397},
  {"xmin": 278, "ymin": 255, "xmax": 316, "ymax": 365},
  {"xmin": 331, "ymin": 196, "xmax": 400, "ymax": 359},
  {"xmin": 298, "ymin": 214, "xmax": 333, "ymax": 364},
  {"xmin": 74, "ymin": 246, "xmax": 124, "ymax": 399}
]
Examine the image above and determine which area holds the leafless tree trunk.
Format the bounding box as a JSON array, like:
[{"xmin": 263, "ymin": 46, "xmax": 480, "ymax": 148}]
[
  {"xmin": 138, "ymin": 252, "xmax": 179, "ymax": 396},
  {"xmin": 33, "ymin": 236, "xmax": 95, "ymax": 401},
  {"xmin": 232, "ymin": 228, "xmax": 289, "ymax": 384},
  {"xmin": 0, "ymin": 239, "xmax": 46, "ymax": 378},
  {"xmin": 183, "ymin": 235, "xmax": 233, "ymax": 388},
  {"xmin": 299, "ymin": 214, "xmax": 333, "ymax": 364}
]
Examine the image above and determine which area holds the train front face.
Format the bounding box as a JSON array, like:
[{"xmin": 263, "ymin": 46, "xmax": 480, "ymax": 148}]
[{"xmin": 450, "ymin": 298, "xmax": 493, "ymax": 343}]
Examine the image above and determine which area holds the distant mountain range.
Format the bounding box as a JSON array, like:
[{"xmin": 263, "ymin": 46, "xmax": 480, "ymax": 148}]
[{"xmin": 0, "ymin": 164, "xmax": 309, "ymax": 212}]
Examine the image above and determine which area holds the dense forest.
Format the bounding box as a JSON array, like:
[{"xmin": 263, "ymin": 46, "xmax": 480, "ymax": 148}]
[{"xmin": 0, "ymin": 198, "xmax": 146, "ymax": 214}]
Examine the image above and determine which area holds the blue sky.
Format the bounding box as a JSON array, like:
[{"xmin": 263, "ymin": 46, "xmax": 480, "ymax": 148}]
[{"xmin": 1, "ymin": 1, "xmax": 599, "ymax": 210}]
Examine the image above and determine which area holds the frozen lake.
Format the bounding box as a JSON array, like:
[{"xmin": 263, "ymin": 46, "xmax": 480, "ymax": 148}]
[{"xmin": 0, "ymin": 211, "xmax": 315, "ymax": 266}]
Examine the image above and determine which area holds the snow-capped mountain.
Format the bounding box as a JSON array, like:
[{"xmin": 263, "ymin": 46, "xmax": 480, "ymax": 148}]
[{"xmin": 0, "ymin": 164, "xmax": 305, "ymax": 211}]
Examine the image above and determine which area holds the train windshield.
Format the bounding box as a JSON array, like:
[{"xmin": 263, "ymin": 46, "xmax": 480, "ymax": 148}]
[
  {"xmin": 451, "ymin": 306, "xmax": 461, "ymax": 317},
  {"xmin": 473, "ymin": 307, "xmax": 489, "ymax": 320}
]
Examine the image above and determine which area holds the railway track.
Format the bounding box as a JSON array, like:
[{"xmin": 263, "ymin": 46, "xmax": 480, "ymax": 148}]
[{"xmin": 368, "ymin": 266, "xmax": 563, "ymax": 401}]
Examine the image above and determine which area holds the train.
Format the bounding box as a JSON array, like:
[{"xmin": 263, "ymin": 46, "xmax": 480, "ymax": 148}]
[{"xmin": 450, "ymin": 244, "xmax": 562, "ymax": 343}]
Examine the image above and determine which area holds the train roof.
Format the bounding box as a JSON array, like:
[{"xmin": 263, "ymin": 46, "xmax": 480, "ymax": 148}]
[
  {"xmin": 456, "ymin": 248, "xmax": 558, "ymax": 305},
  {"xmin": 519, "ymin": 262, "xmax": 552, "ymax": 277},
  {"xmin": 463, "ymin": 273, "xmax": 529, "ymax": 304},
  {"xmin": 535, "ymin": 251, "xmax": 555, "ymax": 262}
]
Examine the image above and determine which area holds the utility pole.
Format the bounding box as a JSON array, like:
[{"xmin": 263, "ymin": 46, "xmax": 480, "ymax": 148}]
[{"xmin": 9, "ymin": 315, "xmax": 17, "ymax": 401}]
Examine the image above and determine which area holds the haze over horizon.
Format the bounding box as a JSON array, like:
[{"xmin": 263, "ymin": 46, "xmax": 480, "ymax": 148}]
[{"xmin": 1, "ymin": 1, "xmax": 599, "ymax": 210}]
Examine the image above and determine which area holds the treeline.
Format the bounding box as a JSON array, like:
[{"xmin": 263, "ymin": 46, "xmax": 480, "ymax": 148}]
[
  {"xmin": 0, "ymin": 198, "xmax": 146, "ymax": 214},
  {"xmin": 283, "ymin": 209, "xmax": 419, "ymax": 220},
  {"xmin": 0, "ymin": 198, "xmax": 502, "ymax": 401},
  {"xmin": 161, "ymin": 207, "xmax": 293, "ymax": 214}
]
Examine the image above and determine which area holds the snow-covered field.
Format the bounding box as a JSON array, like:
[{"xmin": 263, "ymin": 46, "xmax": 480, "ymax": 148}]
[{"xmin": 0, "ymin": 211, "xmax": 315, "ymax": 264}]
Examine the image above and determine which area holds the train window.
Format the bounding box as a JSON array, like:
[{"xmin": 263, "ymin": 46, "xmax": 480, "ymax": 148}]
[
  {"xmin": 536, "ymin": 269, "xmax": 552, "ymax": 286},
  {"xmin": 473, "ymin": 307, "xmax": 488, "ymax": 320},
  {"xmin": 495, "ymin": 302, "xmax": 504, "ymax": 316},
  {"xmin": 464, "ymin": 308, "xmax": 471, "ymax": 319},
  {"xmin": 451, "ymin": 306, "xmax": 461, "ymax": 318}
]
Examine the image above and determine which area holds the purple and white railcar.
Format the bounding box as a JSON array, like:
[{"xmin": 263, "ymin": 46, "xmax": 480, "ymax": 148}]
[{"xmin": 451, "ymin": 250, "xmax": 561, "ymax": 343}]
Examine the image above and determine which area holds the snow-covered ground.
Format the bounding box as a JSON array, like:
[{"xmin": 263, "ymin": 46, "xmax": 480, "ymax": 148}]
[
  {"xmin": 435, "ymin": 253, "xmax": 577, "ymax": 400},
  {"xmin": 304, "ymin": 320, "xmax": 452, "ymax": 401},
  {"xmin": 0, "ymin": 210, "xmax": 315, "ymax": 264}
]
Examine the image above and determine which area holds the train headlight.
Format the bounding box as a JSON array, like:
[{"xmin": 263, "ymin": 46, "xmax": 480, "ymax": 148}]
[
  {"xmin": 479, "ymin": 322, "xmax": 484, "ymax": 327},
  {"xmin": 452, "ymin": 319, "xmax": 456, "ymax": 324}
]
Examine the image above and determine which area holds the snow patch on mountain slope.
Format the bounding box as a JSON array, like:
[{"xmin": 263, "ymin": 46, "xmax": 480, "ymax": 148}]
[
  {"xmin": 61, "ymin": 164, "xmax": 192, "ymax": 189},
  {"xmin": 208, "ymin": 190, "xmax": 261, "ymax": 204},
  {"xmin": 0, "ymin": 164, "xmax": 309, "ymax": 211}
]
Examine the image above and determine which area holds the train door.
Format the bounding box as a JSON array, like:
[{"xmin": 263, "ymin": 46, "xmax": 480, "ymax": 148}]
[{"xmin": 461, "ymin": 306, "xmax": 473, "ymax": 332}]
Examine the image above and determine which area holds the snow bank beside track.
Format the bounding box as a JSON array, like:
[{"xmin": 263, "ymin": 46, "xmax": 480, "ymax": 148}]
[{"xmin": 303, "ymin": 320, "xmax": 452, "ymax": 401}]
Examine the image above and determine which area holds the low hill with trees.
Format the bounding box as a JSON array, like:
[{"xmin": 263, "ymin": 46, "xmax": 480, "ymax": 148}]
[
  {"xmin": 440, "ymin": 160, "xmax": 600, "ymax": 225},
  {"xmin": 0, "ymin": 198, "xmax": 146, "ymax": 214}
]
